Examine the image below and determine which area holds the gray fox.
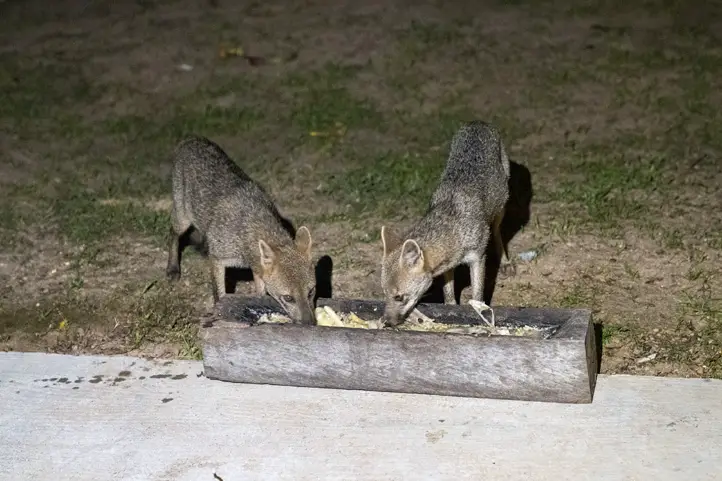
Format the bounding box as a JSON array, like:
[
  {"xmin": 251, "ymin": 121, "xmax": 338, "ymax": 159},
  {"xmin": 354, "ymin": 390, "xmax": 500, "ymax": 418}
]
[
  {"xmin": 166, "ymin": 136, "xmax": 316, "ymax": 324},
  {"xmin": 380, "ymin": 121, "xmax": 513, "ymax": 326}
]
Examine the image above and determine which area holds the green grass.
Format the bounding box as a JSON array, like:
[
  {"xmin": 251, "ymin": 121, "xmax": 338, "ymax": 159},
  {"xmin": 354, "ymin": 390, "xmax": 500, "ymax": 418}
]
[
  {"xmin": 547, "ymin": 149, "xmax": 667, "ymax": 232},
  {"xmin": 53, "ymin": 192, "xmax": 169, "ymax": 246},
  {"xmin": 558, "ymin": 284, "xmax": 595, "ymax": 309},
  {"xmin": 120, "ymin": 284, "xmax": 202, "ymax": 360},
  {"xmin": 601, "ymin": 324, "xmax": 628, "ymax": 347},
  {"xmin": 325, "ymin": 151, "xmax": 442, "ymax": 218},
  {"xmin": 285, "ymin": 63, "xmax": 384, "ymax": 141},
  {"xmin": 103, "ymin": 104, "xmax": 265, "ymax": 144},
  {"xmin": 0, "ymin": 55, "xmax": 101, "ymax": 142},
  {"xmin": 0, "ymin": 56, "xmax": 97, "ymax": 113},
  {"xmin": 321, "ymin": 108, "xmax": 508, "ymax": 219},
  {"xmin": 291, "ymin": 88, "xmax": 379, "ymax": 133}
]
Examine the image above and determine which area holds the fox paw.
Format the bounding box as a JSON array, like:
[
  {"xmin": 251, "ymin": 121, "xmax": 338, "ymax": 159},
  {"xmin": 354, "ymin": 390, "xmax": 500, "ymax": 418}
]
[
  {"xmin": 499, "ymin": 261, "xmax": 517, "ymax": 279},
  {"xmin": 166, "ymin": 268, "xmax": 181, "ymax": 282}
]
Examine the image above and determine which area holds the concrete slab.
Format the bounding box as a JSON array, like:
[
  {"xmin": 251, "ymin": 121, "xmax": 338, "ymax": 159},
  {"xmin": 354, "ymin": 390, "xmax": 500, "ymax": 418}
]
[{"xmin": 0, "ymin": 352, "xmax": 720, "ymax": 481}]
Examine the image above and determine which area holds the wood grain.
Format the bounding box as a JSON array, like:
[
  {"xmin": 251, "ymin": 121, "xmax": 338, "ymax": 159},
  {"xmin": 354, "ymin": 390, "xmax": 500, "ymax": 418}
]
[{"xmin": 201, "ymin": 295, "xmax": 597, "ymax": 404}]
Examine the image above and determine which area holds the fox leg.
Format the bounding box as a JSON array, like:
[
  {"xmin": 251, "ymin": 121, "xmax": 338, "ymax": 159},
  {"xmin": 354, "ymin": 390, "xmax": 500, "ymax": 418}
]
[
  {"xmin": 443, "ymin": 269, "xmax": 456, "ymax": 304},
  {"xmin": 210, "ymin": 258, "xmax": 227, "ymax": 302},
  {"xmin": 166, "ymin": 227, "xmax": 182, "ymax": 281},
  {"xmin": 492, "ymin": 210, "xmax": 516, "ymax": 277},
  {"xmin": 469, "ymin": 254, "xmax": 484, "ymax": 302},
  {"xmin": 166, "ymin": 207, "xmax": 191, "ymax": 281}
]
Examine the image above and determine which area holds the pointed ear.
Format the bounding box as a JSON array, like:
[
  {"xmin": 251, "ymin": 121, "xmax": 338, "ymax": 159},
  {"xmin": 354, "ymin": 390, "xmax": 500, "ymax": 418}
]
[
  {"xmin": 295, "ymin": 226, "xmax": 312, "ymax": 260},
  {"xmin": 400, "ymin": 239, "xmax": 424, "ymax": 270},
  {"xmin": 381, "ymin": 225, "xmax": 402, "ymax": 259},
  {"xmin": 258, "ymin": 239, "xmax": 276, "ymax": 272}
]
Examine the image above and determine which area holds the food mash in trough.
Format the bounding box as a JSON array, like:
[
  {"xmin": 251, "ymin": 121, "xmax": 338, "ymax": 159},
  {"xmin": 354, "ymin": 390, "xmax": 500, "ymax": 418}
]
[{"xmin": 257, "ymin": 302, "xmax": 546, "ymax": 338}]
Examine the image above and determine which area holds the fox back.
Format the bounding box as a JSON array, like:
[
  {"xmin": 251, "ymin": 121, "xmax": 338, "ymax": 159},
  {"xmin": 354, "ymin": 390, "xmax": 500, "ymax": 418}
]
[
  {"xmin": 169, "ymin": 136, "xmax": 316, "ymax": 323},
  {"xmin": 380, "ymin": 121, "xmax": 511, "ymax": 323},
  {"xmin": 170, "ymin": 136, "xmax": 273, "ymax": 233},
  {"xmin": 433, "ymin": 120, "xmax": 510, "ymax": 221}
]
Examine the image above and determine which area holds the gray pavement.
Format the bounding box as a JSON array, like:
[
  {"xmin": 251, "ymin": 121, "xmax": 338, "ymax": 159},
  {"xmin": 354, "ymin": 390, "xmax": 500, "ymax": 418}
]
[{"xmin": 1, "ymin": 351, "xmax": 720, "ymax": 480}]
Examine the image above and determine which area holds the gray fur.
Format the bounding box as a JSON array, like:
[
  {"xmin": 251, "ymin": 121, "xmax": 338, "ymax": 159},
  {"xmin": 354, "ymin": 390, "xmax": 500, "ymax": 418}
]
[
  {"xmin": 380, "ymin": 121, "xmax": 513, "ymax": 325},
  {"xmin": 166, "ymin": 136, "xmax": 316, "ymax": 324}
]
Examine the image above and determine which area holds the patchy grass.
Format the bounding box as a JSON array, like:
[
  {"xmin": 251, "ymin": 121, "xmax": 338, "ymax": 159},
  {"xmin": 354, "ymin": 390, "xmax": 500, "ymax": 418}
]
[
  {"xmin": 0, "ymin": 0, "xmax": 720, "ymax": 376},
  {"xmin": 322, "ymin": 111, "xmax": 480, "ymax": 218},
  {"xmin": 558, "ymin": 284, "xmax": 596, "ymax": 310},
  {"xmin": 549, "ymin": 149, "xmax": 666, "ymax": 232},
  {"xmin": 0, "ymin": 276, "xmax": 202, "ymax": 360},
  {"xmin": 54, "ymin": 193, "xmax": 169, "ymax": 246},
  {"xmin": 600, "ymin": 324, "xmax": 628, "ymax": 348},
  {"xmin": 286, "ymin": 64, "xmax": 383, "ymax": 135},
  {"xmin": 326, "ymin": 150, "xmax": 443, "ymax": 218}
]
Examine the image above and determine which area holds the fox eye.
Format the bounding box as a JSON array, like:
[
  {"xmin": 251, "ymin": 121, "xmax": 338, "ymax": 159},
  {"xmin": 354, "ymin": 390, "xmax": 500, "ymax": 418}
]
[
  {"xmin": 282, "ymin": 295, "xmax": 295, "ymax": 304},
  {"xmin": 393, "ymin": 294, "xmax": 405, "ymax": 303}
]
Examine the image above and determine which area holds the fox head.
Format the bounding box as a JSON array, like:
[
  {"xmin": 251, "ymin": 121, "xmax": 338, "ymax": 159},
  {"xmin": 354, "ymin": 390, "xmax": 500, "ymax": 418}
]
[
  {"xmin": 258, "ymin": 226, "xmax": 317, "ymax": 325},
  {"xmin": 380, "ymin": 225, "xmax": 433, "ymax": 326}
]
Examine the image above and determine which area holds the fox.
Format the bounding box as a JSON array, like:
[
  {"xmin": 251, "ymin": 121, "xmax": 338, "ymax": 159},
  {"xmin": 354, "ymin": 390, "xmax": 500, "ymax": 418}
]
[
  {"xmin": 165, "ymin": 136, "xmax": 317, "ymax": 324},
  {"xmin": 380, "ymin": 121, "xmax": 514, "ymax": 326}
]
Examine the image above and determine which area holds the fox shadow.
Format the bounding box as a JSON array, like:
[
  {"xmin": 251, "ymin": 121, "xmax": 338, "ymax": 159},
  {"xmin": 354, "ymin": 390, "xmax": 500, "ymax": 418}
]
[{"xmin": 420, "ymin": 160, "xmax": 533, "ymax": 305}]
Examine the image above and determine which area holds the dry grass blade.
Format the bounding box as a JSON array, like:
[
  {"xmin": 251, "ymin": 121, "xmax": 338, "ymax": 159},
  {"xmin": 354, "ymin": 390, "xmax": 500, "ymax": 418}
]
[{"xmin": 469, "ymin": 300, "xmax": 495, "ymax": 328}]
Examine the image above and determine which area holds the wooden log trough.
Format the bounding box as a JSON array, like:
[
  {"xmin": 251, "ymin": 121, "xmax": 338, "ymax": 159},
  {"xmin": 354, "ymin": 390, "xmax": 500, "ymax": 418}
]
[{"xmin": 201, "ymin": 295, "xmax": 598, "ymax": 404}]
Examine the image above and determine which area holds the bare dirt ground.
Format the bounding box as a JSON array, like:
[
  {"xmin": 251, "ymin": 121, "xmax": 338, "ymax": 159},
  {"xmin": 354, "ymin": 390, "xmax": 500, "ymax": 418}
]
[{"xmin": 1, "ymin": 0, "xmax": 720, "ymax": 377}]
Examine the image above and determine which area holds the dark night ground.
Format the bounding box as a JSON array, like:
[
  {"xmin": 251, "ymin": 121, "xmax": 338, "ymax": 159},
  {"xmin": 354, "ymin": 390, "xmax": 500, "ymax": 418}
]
[{"xmin": 0, "ymin": 0, "xmax": 720, "ymax": 377}]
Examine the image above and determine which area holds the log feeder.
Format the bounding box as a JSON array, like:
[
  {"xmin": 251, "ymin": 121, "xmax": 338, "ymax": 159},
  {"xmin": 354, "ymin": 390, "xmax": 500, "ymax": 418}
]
[{"xmin": 201, "ymin": 295, "xmax": 598, "ymax": 404}]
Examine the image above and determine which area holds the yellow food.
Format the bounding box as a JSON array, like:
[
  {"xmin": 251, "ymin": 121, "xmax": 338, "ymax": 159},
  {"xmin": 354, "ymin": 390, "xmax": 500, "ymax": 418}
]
[
  {"xmin": 315, "ymin": 306, "xmax": 380, "ymax": 329},
  {"xmin": 256, "ymin": 307, "xmax": 540, "ymax": 337},
  {"xmin": 256, "ymin": 313, "xmax": 292, "ymax": 325},
  {"xmin": 315, "ymin": 306, "xmax": 345, "ymax": 327}
]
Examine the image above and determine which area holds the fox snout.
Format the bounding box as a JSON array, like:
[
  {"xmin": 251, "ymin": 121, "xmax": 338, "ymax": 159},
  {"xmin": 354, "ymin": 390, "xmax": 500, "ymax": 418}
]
[
  {"xmin": 283, "ymin": 299, "xmax": 316, "ymax": 325},
  {"xmin": 382, "ymin": 303, "xmax": 406, "ymax": 327},
  {"xmin": 298, "ymin": 303, "xmax": 316, "ymax": 325}
]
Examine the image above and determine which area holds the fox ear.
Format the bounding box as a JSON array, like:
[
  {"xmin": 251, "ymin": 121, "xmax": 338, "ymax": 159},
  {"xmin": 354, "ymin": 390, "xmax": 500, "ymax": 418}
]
[
  {"xmin": 295, "ymin": 226, "xmax": 312, "ymax": 260},
  {"xmin": 258, "ymin": 239, "xmax": 276, "ymax": 271},
  {"xmin": 381, "ymin": 226, "xmax": 402, "ymax": 259},
  {"xmin": 400, "ymin": 239, "xmax": 424, "ymax": 270}
]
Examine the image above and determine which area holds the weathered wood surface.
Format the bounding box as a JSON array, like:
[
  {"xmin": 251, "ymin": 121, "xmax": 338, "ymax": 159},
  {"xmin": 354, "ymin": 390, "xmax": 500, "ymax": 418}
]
[
  {"xmin": 202, "ymin": 295, "xmax": 598, "ymax": 404},
  {"xmin": 213, "ymin": 295, "xmax": 567, "ymax": 332}
]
